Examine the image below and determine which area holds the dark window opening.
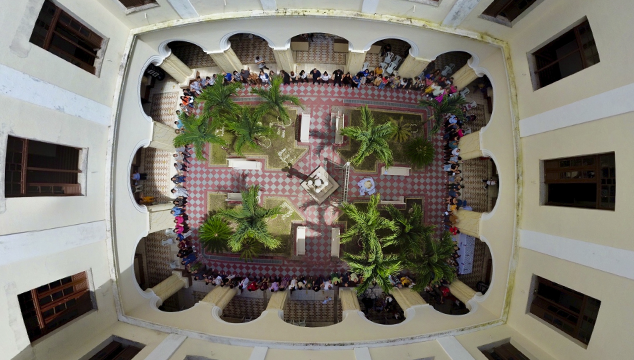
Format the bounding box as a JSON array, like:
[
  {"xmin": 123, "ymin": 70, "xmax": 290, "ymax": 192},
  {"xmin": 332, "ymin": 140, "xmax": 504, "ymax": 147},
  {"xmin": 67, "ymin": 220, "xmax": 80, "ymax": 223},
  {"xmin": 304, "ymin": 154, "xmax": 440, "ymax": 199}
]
[
  {"xmin": 29, "ymin": 0, "xmax": 103, "ymax": 74},
  {"xmin": 118, "ymin": 0, "xmax": 157, "ymax": 9},
  {"xmin": 5, "ymin": 136, "xmax": 82, "ymax": 198},
  {"xmin": 18, "ymin": 272, "xmax": 94, "ymax": 342},
  {"xmin": 482, "ymin": 0, "xmax": 538, "ymax": 23},
  {"xmin": 544, "ymin": 152, "xmax": 615, "ymax": 210},
  {"xmin": 86, "ymin": 338, "xmax": 144, "ymax": 360},
  {"xmin": 481, "ymin": 342, "xmax": 530, "ymax": 360},
  {"xmin": 533, "ymin": 20, "xmax": 599, "ymax": 88},
  {"xmin": 530, "ymin": 276, "xmax": 600, "ymax": 345}
]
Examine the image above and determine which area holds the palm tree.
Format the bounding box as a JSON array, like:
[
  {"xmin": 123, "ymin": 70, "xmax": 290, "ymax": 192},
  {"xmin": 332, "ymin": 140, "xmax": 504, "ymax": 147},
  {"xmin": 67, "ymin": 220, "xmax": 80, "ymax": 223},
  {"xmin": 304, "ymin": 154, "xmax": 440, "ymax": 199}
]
[
  {"xmin": 173, "ymin": 112, "xmax": 227, "ymax": 161},
  {"xmin": 224, "ymin": 106, "xmax": 275, "ymax": 155},
  {"xmin": 217, "ymin": 185, "xmax": 283, "ymax": 261},
  {"xmin": 339, "ymin": 194, "xmax": 398, "ymax": 259},
  {"xmin": 390, "ymin": 116, "xmax": 412, "ymax": 143},
  {"xmin": 386, "ymin": 203, "xmax": 434, "ymax": 255},
  {"xmin": 340, "ymin": 106, "xmax": 396, "ymax": 167},
  {"xmin": 198, "ymin": 215, "xmax": 231, "ymax": 253},
  {"xmin": 251, "ymin": 75, "xmax": 303, "ymax": 126},
  {"xmin": 404, "ymin": 137, "xmax": 435, "ymax": 168},
  {"xmin": 407, "ymin": 231, "xmax": 457, "ymax": 291},
  {"xmin": 196, "ymin": 79, "xmax": 242, "ymax": 121},
  {"xmin": 419, "ymin": 95, "xmax": 467, "ymax": 134},
  {"xmin": 342, "ymin": 250, "xmax": 401, "ymax": 295}
]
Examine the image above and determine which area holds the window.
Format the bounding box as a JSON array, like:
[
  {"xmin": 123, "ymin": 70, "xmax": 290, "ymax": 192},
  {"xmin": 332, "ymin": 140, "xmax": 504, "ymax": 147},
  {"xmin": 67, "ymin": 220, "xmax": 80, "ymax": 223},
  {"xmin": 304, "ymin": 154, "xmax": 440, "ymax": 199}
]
[
  {"xmin": 18, "ymin": 272, "xmax": 95, "ymax": 342},
  {"xmin": 530, "ymin": 276, "xmax": 601, "ymax": 345},
  {"xmin": 118, "ymin": 0, "xmax": 157, "ymax": 9},
  {"xmin": 532, "ymin": 20, "xmax": 600, "ymax": 89},
  {"xmin": 82, "ymin": 337, "xmax": 144, "ymax": 360},
  {"xmin": 481, "ymin": 0, "xmax": 539, "ymax": 25},
  {"xmin": 5, "ymin": 136, "xmax": 83, "ymax": 197},
  {"xmin": 481, "ymin": 342, "xmax": 530, "ymax": 360},
  {"xmin": 29, "ymin": 0, "xmax": 104, "ymax": 74},
  {"xmin": 544, "ymin": 152, "xmax": 615, "ymax": 210}
]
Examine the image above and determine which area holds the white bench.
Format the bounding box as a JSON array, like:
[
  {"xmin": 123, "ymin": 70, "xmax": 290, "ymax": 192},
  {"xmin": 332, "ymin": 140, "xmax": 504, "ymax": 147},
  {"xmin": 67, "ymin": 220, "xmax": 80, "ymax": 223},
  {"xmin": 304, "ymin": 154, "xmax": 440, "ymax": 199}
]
[
  {"xmin": 225, "ymin": 193, "xmax": 242, "ymax": 202},
  {"xmin": 227, "ymin": 159, "xmax": 262, "ymax": 170},
  {"xmin": 380, "ymin": 196, "xmax": 405, "ymax": 205},
  {"xmin": 333, "ymin": 112, "xmax": 345, "ymax": 145},
  {"xmin": 300, "ymin": 112, "xmax": 311, "ymax": 143},
  {"xmin": 296, "ymin": 226, "xmax": 307, "ymax": 256},
  {"xmin": 381, "ymin": 166, "xmax": 411, "ymax": 176},
  {"xmin": 331, "ymin": 228, "xmax": 340, "ymax": 258}
]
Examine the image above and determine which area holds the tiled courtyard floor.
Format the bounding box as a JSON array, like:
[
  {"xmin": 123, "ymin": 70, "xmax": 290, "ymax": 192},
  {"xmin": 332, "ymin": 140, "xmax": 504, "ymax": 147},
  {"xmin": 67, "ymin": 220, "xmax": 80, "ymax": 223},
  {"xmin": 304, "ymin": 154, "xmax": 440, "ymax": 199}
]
[{"xmin": 142, "ymin": 82, "xmax": 493, "ymax": 284}]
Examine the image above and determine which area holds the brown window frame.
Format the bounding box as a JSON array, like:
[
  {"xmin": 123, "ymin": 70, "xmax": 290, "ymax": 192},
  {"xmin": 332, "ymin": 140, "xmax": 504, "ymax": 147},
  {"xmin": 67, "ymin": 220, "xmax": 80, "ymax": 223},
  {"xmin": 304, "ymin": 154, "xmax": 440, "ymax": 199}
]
[
  {"xmin": 118, "ymin": 0, "xmax": 158, "ymax": 9},
  {"xmin": 532, "ymin": 20, "xmax": 600, "ymax": 89},
  {"xmin": 543, "ymin": 152, "xmax": 615, "ymax": 210},
  {"xmin": 481, "ymin": 342, "xmax": 530, "ymax": 360},
  {"xmin": 18, "ymin": 272, "xmax": 95, "ymax": 342},
  {"xmin": 5, "ymin": 136, "xmax": 83, "ymax": 198},
  {"xmin": 481, "ymin": 0, "xmax": 538, "ymax": 24},
  {"xmin": 530, "ymin": 276, "xmax": 601, "ymax": 345},
  {"xmin": 29, "ymin": 0, "xmax": 103, "ymax": 74}
]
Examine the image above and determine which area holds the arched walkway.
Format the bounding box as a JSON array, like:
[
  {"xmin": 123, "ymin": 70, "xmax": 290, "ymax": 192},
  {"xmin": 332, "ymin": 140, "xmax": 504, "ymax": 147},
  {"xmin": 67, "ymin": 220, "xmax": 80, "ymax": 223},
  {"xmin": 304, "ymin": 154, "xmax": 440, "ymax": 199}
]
[
  {"xmin": 228, "ymin": 33, "xmax": 275, "ymax": 69},
  {"xmin": 364, "ymin": 38, "xmax": 412, "ymax": 72}
]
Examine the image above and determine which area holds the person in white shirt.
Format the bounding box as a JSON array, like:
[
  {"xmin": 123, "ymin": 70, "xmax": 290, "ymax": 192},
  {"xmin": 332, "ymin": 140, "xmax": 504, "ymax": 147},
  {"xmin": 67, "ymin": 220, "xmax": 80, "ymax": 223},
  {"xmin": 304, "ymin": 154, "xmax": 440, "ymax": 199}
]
[
  {"xmin": 259, "ymin": 70, "xmax": 270, "ymax": 85},
  {"xmin": 320, "ymin": 71, "xmax": 330, "ymax": 85},
  {"xmin": 171, "ymin": 186, "xmax": 188, "ymax": 197},
  {"xmin": 322, "ymin": 279, "xmax": 333, "ymax": 290},
  {"xmin": 255, "ymin": 55, "xmax": 269, "ymax": 70}
]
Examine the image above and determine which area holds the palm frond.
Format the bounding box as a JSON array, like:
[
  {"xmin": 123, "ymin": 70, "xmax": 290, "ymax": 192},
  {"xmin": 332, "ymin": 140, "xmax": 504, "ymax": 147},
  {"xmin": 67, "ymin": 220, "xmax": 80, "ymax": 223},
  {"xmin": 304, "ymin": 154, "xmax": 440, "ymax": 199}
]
[{"xmin": 340, "ymin": 106, "xmax": 395, "ymax": 167}]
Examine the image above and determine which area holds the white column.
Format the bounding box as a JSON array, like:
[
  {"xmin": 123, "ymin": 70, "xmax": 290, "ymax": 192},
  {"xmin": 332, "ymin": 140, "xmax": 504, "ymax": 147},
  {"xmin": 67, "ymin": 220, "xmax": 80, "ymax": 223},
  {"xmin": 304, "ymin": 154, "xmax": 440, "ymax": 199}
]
[
  {"xmin": 273, "ymin": 48, "xmax": 295, "ymax": 72},
  {"xmin": 456, "ymin": 210, "xmax": 482, "ymax": 238},
  {"xmin": 458, "ymin": 131, "xmax": 483, "ymax": 160},
  {"xmin": 249, "ymin": 347, "xmax": 268, "ymax": 360},
  {"xmin": 150, "ymin": 271, "xmax": 190, "ymax": 306},
  {"xmin": 260, "ymin": 0, "xmax": 276, "ymax": 10},
  {"xmin": 159, "ymin": 53, "xmax": 194, "ymax": 84},
  {"xmin": 437, "ymin": 336, "xmax": 476, "ymax": 360},
  {"xmin": 520, "ymin": 229, "xmax": 634, "ymax": 281},
  {"xmin": 442, "ymin": 0, "xmax": 484, "ymax": 28},
  {"xmin": 361, "ymin": 0, "xmax": 380, "ymax": 14},
  {"xmin": 354, "ymin": 347, "xmax": 372, "ymax": 360},
  {"xmin": 209, "ymin": 48, "xmax": 243, "ymax": 74},
  {"xmin": 149, "ymin": 122, "xmax": 177, "ymax": 152},
  {"xmin": 142, "ymin": 334, "xmax": 187, "ymax": 360},
  {"xmin": 346, "ymin": 50, "xmax": 367, "ymax": 74},
  {"xmin": 452, "ymin": 60, "xmax": 481, "ymax": 90},
  {"xmin": 166, "ymin": 0, "xmax": 199, "ymax": 19},
  {"xmin": 397, "ymin": 54, "xmax": 431, "ymax": 78},
  {"xmin": 148, "ymin": 204, "xmax": 177, "ymax": 234}
]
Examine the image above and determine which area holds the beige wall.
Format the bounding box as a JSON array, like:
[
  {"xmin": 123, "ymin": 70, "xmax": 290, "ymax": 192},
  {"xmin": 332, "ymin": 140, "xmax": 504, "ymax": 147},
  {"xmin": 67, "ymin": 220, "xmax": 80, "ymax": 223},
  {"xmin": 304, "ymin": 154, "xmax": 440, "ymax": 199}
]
[
  {"xmin": 0, "ymin": 240, "xmax": 117, "ymax": 360},
  {"xmin": 1, "ymin": 0, "xmax": 129, "ymax": 106},
  {"xmin": 506, "ymin": 249, "xmax": 634, "ymax": 360},
  {"xmin": 520, "ymin": 113, "xmax": 633, "ymax": 251}
]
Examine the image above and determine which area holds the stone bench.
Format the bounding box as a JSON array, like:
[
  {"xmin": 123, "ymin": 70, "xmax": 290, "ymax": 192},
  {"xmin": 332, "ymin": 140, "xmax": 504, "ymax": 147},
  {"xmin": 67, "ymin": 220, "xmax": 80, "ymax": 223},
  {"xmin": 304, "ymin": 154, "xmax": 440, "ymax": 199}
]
[
  {"xmin": 296, "ymin": 226, "xmax": 306, "ymax": 256},
  {"xmin": 333, "ymin": 112, "xmax": 345, "ymax": 145},
  {"xmin": 380, "ymin": 196, "xmax": 406, "ymax": 205},
  {"xmin": 381, "ymin": 166, "xmax": 411, "ymax": 176},
  {"xmin": 225, "ymin": 193, "xmax": 242, "ymax": 202},
  {"xmin": 227, "ymin": 159, "xmax": 262, "ymax": 170},
  {"xmin": 300, "ymin": 112, "xmax": 311, "ymax": 143},
  {"xmin": 331, "ymin": 228, "xmax": 340, "ymax": 258}
]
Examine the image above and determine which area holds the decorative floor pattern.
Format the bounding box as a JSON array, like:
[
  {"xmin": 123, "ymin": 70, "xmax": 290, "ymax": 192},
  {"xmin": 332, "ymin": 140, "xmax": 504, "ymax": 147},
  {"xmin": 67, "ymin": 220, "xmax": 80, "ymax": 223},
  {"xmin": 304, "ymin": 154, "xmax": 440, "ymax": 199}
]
[
  {"xmin": 284, "ymin": 299, "xmax": 338, "ymax": 324},
  {"xmin": 294, "ymin": 35, "xmax": 347, "ymax": 65},
  {"xmin": 143, "ymin": 233, "xmax": 173, "ymax": 288},
  {"xmin": 169, "ymin": 41, "xmax": 216, "ymax": 68},
  {"xmin": 229, "ymin": 35, "xmax": 276, "ymax": 66},
  {"xmin": 221, "ymin": 296, "xmax": 268, "ymax": 321},
  {"xmin": 143, "ymin": 82, "xmax": 494, "ymax": 287},
  {"xmin": 151, "ymin": 92, "xmax": 180, "ymax": 126},
  {"xmin": 141, "ymin": 148, "xmax": 173, "ymax": 203}
]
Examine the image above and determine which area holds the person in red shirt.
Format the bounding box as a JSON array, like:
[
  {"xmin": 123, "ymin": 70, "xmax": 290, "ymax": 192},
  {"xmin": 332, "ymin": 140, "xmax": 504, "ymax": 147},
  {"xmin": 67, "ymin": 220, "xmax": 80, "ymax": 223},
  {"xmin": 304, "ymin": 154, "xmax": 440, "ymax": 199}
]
[{"xmin": 449, "ymin": 226, "xmax": 460, "ymax": 235}]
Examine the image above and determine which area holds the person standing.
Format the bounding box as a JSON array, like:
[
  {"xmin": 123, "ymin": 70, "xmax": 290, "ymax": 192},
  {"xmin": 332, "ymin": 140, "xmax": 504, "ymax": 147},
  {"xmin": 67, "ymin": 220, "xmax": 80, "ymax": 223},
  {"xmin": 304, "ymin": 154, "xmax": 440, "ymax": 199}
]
[
  {"xmin": 333, "ymin": 69, "xmax": 343, "ymax": 87},
  {"xmin": 310, "ymin": 68, "xmax": 321, "ymax": 85}
]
